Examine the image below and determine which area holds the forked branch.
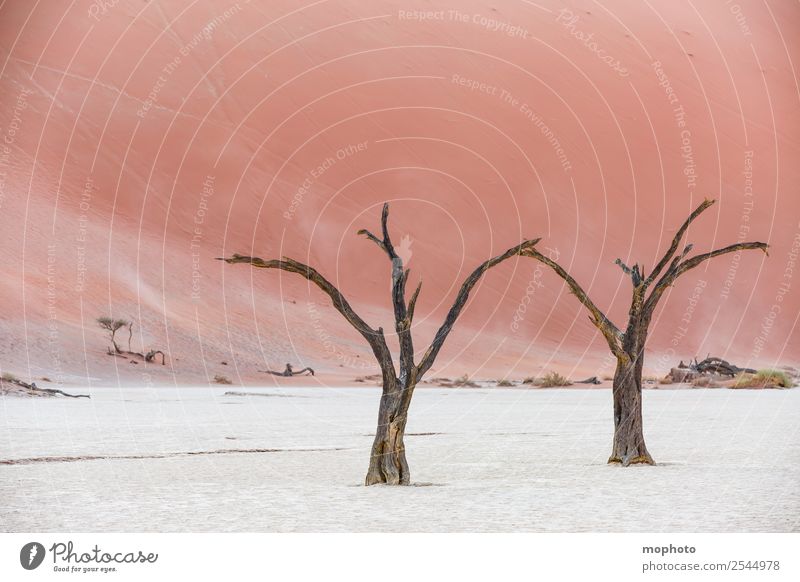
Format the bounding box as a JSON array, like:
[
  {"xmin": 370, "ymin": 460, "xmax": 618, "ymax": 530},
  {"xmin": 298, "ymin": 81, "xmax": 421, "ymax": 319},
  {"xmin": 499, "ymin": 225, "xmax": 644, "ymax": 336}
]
[
  {"xmin": 358, "ymin": 203, "xmax": 415, "ymax": 371},
  {"xmin": 644, "ymin": 198, "xmax": 715, "ymax": 287},
  {"xmin": 645, "ymin": 240, "xmax": 768, "ymax": 313},
  {"xmin": 615, "ymin": 259, "xmax": 643, "ymax": 286}
]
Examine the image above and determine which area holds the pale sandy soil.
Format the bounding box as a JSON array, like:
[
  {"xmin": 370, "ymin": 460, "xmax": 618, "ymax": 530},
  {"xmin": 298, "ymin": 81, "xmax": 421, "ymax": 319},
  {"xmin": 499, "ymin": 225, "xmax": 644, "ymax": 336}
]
[{"xmin": 1, "ymin": 387, "xmax": 797, "ymax": 532}]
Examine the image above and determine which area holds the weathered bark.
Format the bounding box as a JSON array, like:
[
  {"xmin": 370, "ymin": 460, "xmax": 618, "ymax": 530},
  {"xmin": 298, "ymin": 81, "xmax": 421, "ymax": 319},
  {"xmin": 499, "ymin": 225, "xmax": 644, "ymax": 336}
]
[
  {"xmin": 365, "ymin": 384, "xmax": 412, "ymax": 485},
  {"xmin": 609, "ymin": 355, "xmax": 653, "ymax": 465},
  {"xmin": 525, "ymin": 198, "xmax": 767, "ymax": 466},
  {"xmin": 221, "ymin": 202, "xmax": 540, "ymax": 485}
]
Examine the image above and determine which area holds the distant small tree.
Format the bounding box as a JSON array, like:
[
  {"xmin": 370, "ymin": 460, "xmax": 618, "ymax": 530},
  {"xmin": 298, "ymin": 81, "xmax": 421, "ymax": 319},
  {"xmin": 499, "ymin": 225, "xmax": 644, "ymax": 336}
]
[{"xmin": 96, "ymin": 317, "xmax": 129, "ymax": 353}]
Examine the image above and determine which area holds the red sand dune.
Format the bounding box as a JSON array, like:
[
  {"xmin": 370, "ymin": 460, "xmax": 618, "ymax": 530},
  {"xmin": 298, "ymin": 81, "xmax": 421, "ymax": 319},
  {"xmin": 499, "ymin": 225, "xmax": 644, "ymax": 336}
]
[{"xmin": 0, "ymin": 0, "xmax": 797, "ymax": 387}]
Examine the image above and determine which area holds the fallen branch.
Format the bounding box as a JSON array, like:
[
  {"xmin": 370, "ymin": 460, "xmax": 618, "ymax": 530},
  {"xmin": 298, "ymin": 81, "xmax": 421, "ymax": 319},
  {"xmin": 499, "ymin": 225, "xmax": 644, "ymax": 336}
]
[
  {"xmin": 691, "ymin": 356, "xmax": 756, "ymax": 377},
  {"xmin": 260, "ymin": 363, "xmax": 315, "ymax": 377},
  {"xmin": 575, "ymin": 376, "xmax": 601, "ymax": 385},
  {"xmin": 1, "ymin": 377, "xmax": 89, "ymax": 399}
]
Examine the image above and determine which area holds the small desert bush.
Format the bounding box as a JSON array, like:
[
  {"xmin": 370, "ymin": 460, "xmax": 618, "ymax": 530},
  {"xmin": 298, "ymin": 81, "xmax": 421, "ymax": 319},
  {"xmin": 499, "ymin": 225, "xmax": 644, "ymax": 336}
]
[
  {"xmin": 213, "ymin": 374, "xmax": 233, "ymax": 385},
  {"xmin": 453, "ymin": 374, "xmax": 475, "ymax": 386},
  {"xmin": 496, "ymin": 379, "xmax": 514, "ymax": 387},
  {"xmin": 1, "ymin": 372, "xmax": 18, "ymax": 383},
  {"xmin": 658, "ymin": 376, "xmax": 674, "ymax": 385},
  {"xmin": 538, "ymin": 371, "xmax": 571, "ymax": 387},
  {"xmin": 732, "ymin": 369, "xmax": 793, "ymax": 389},
  {"xmin": 522, "ymin": 377, "xmax": 536, "ymax": 384}
]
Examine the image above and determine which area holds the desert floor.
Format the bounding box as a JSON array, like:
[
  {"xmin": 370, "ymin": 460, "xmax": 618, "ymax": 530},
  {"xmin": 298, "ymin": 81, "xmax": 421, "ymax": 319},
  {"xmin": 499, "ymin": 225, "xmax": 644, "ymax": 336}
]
[{"xmin": 1, "ymin": 387, "xmax": 797, "ymax": 532}]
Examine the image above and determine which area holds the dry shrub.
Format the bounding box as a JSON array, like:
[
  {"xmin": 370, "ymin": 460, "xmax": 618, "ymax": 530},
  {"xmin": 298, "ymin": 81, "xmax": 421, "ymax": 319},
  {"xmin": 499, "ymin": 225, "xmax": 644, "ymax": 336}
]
[
  {"xmin": 453, "ymin": 374, "xmax": 478, "ymax": 387},
  {"xmin": 538, "ymin": 371, "xmax": 572, "ymax": 387},
  {"xmin": 732, "ymin": 369, "xmax": 793, "ymax": 389},
  {"xmin": 213, "ymin": 374, "xmax": 233, "ymax": 385}
]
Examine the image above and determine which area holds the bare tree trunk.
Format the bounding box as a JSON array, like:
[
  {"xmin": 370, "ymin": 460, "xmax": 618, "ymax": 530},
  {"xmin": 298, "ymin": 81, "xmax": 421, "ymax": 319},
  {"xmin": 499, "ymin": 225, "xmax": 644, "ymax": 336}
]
[
  {"xmin": 609, "ymin": 354, "xmax": 653, "ymax": 466},
  {"xmin": 366, "ymin": 385, "xmax": 411, "ymax": 485},
  {"xmin": 110, "ymin": 331, "xmax": 121, "ymax": 354}
]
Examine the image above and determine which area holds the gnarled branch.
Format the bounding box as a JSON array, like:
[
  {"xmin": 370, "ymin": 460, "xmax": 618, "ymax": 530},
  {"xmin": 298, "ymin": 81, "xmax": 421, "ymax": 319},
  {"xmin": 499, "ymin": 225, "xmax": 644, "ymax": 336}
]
[
  {"xmin": 407, "ymin": 280, "xmax": 422, "ymax": 322},
  {"xmin": 216, "ymin": 254, "xmax": 394, "ymax": 376},
  {"xmin": 644, "ymin": 198, "xmax": 715, "ymax": 287},
  {"xmin": 645, "ymin": 240, "xmax": 768, "ymax": 314},
  {"xmin": 416, "ymin": 238, "xmax": 542, "ymax": 377},
  {"xmin": 615, "ymin": 259, "xmax": 643, "ymax": 286},
  {"xmin": 524, "ymin": 248, "xmax": 625, "ymax": 358},
  {"xmin": 358, "ymin": 203, "xmax": 417, "ymax": 376}
]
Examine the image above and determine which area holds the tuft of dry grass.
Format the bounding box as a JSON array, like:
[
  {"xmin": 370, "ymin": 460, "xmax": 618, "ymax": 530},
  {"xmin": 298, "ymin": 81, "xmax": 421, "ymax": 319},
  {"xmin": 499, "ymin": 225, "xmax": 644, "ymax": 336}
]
[
  {"xmin": 538, "ymin": 371, "xmax": 572, "ymax": 387},
  {"xmin": 732, "ymin": 369, "xmax": 793, "ymax": 389},
  {"xmin": 213, "ymin": 374, "xmax": 233, "ymax": 385},
  {"xmin": 1, "ymin": 372, "xmax": 18, "ymax": 383},
  {"xmin": 496, "ymin": 379, "xmax": 514, "ymax": 387}
]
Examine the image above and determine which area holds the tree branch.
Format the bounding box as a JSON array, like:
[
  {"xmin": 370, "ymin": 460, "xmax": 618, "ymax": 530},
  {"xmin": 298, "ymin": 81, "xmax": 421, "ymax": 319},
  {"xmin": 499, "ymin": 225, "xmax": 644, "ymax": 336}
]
[
  {"xmin": 380, "ymin": 203, "xmax": 396, "ymax": 258},
  {"xmin": 407, "ymin": 280, "xmax": 422, "ymax": 322},
  {"xmin": 525, "ymin": 248, "xmax": 625, "ymax": 358},
  {"xmin": 356, "ymin": 229, "xmax": 387, "ymax": 253},
  {"xmin": 615, "ymin": 259, "xmax": 643, "ymax": 286},
  {"xmin": 217, "ymin": 254, "xmax": 395, "ymax": 375},
  {"xmin": 644, "ymin": 198, "xmax": 716, "ymax": 287},
  {"xmin": 358, "ymin": 203, "xmax": 417, "ymax": 375},
  {"xmin": 416, "ymin": 238, "xmax": 541, "ymax": 377},
  {"xmin": 645, "ymin": 241, "xmax": 769, "ymax": 314}
]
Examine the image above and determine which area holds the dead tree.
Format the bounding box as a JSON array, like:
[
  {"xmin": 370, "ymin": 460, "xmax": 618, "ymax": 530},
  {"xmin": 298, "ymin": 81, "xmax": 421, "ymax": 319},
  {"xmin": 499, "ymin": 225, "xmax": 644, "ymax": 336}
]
[
  {"xmin": 262, "ymin": 363, "xmax": 315, "ymax": 377},
  {"xmin": 220, "ymin": 203, "xmax": 540, "ymax": 485},
  {"xmin": 145, "ymin": 350, "xmax": 166, "ymax": 365},
  {"xmin": 523, "ymin": 199, "xmax": 767, "ymax": 466},
  {"xmin": 98, "ymin": 317, "xmax": 166, "ymax": 364},
  {"xmin": 692, "ymin": 356, "xmax": 755, "ymax": 377},
  {"xmin": 96, "ymin": 317, "xmax": 129, "ymax": 353}
]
